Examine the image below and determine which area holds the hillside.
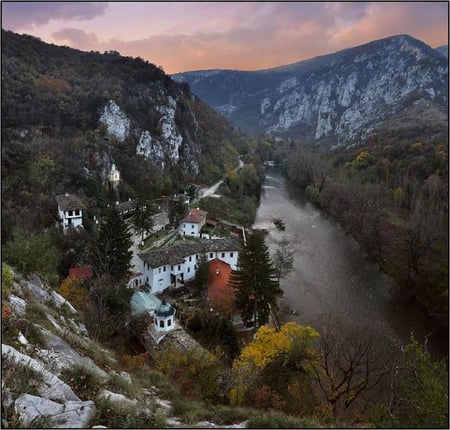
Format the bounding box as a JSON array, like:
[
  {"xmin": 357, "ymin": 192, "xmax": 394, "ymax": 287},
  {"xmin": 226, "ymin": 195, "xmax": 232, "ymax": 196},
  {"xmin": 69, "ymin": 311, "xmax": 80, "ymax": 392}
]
[
  {"xmin": 1, "ymin": 29, "xmax": 246, "ymax": 239},
  {"xmin": 173, "ymin": 35, "xmax": 448, "ymax": 146}
]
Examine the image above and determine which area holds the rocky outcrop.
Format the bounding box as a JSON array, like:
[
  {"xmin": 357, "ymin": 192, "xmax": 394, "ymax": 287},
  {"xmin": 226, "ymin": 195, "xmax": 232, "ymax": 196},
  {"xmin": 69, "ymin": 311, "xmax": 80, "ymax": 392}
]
[
  {"xmin": 99, "ymin": 100, "xmax": 131, "ymax": 141},
  {"xmin": 174, "ymin": 35, "xmax": 448, "ymax": 146}
]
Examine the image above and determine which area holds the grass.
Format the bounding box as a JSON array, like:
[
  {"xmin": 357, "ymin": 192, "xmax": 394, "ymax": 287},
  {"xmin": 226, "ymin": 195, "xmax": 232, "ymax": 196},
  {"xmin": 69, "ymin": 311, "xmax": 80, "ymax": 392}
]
[
  {"xmin": 89, "ymin": 397, "xmax": 166, "ymax": 428},
  {"xmin": 131, "ymin": 367, "xmax": 180, "ymax": 402},
  {"xmin": 59, "ymin": 364, "xmax": 103, "ymax": 400},
  {"xmin": 107, "ymin": 372, "xmax": 138, "ymax": 399},
  {"xmin": 1, "ymin": 358, "xmax": 44, "ymax": 399}
]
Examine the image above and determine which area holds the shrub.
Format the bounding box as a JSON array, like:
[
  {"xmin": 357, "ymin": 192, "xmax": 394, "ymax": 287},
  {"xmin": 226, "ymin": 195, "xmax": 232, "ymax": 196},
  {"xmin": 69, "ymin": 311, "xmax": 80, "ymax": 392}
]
[
  {"xmin": 2, "ymin": 266, "xmax": 14, "ymax": 297},
  {"xmin": 107, "ymin": 372, "xmax": 138, "ymax": 399},
  {"xmin": 60, "ymin": 364, "xmax": 103, "ymax": 400}
]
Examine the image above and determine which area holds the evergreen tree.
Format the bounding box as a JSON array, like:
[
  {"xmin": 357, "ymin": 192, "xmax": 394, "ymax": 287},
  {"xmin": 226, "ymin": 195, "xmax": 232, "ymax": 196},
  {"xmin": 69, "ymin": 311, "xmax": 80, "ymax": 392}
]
[
  {"xmin": 132, "ymin": 197, "xmax": 156, "ymax": 241},
  {"xmin": 193, "ymin": 252, "xmax": 210, "ymax": 298},
  {"xmin": 229, "ymin": 230, "xmax": 281, "ymax": 328},
  {"xmin": 91, "ymin": 208, "xmax": 132, "ymax": 281}
]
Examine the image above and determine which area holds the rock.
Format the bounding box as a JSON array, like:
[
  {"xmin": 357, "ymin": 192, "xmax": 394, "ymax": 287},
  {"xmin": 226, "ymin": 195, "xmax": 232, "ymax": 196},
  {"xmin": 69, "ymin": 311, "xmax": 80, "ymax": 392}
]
[
  {"xmin": 14, "ymin": 394, "xmax": 94, "ymax": 428},
  {"xmin": 99, "ymin": 100, "xmax": 131, "ymax": 142},
  {"xmin": 97, "ymin": 390, "xmax": 137, "ymax": 408},
  {"xmin": 8, "ymin": 295, "xmax": 27, "ymax": 316},
  {"xmin": 2, "ymin": 344, "xmax": 79, "ymax": 402},
  {"xmin": 51, "ymin": 290, "xmax": 77, "ymax": 314},
  {"xmin": 25, "ymin": 275, "xmax": 51, "ymax": 302}
]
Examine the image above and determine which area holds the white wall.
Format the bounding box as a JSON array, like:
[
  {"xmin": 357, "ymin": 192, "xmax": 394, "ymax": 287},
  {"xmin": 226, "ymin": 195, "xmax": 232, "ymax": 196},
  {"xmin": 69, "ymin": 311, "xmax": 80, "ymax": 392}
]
[
  {"xmin": 180, "ymin": 222, "xmax": 200, "ymax": 237},
  {"xmin": 59, "ymin": 208, "xmax": 83, "ymax": 231}
]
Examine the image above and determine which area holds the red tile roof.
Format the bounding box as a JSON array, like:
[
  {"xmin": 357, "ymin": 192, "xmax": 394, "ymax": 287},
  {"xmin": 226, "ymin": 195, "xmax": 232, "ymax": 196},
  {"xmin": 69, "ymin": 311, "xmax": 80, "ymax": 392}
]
[
  {"xmin": 182, "ymin": 208, "xmax": 207, "ymax": 224},
  {"xmin": 207, "ymin": 259, "xmax": 237, "ymax": 317},
  {"xmin": 207, "ymin": 259, "xmax": 232, "ymax": 291},
  {"xmin": 69, "ymin": 267, "xmax": 93, "ymax": 279}
]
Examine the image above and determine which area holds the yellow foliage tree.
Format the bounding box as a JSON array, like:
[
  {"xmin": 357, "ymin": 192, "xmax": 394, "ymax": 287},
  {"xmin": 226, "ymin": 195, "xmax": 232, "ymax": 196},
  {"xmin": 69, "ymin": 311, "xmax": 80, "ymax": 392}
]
[
  {"xmin": 59, "ymin": 277, "xmax": 89, "ymax": 311},
  {"xmin": 230, "ymin": 322, "xmax": 319, "ymax": 407}
]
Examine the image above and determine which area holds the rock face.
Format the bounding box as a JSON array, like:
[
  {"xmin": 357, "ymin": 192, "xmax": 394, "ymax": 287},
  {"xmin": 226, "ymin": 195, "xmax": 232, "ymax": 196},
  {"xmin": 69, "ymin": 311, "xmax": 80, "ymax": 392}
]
[
  {"xmin": 173, "ymin": 35, "xmax": 448, "ymax": 146},
  {"xmin": 99, "ymin": 100, "xmax": 131, "ymax": 141},
  {"xmin": 100, "ymin": 94, "xmax": 200, "ymax": 173}
]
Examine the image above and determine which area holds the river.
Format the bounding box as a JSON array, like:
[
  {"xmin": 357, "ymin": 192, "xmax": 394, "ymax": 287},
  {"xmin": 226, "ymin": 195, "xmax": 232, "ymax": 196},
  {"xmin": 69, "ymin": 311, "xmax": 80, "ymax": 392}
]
[{"xmin": 253, "ymin": 170, "xmax": 448, "ymax": 360}]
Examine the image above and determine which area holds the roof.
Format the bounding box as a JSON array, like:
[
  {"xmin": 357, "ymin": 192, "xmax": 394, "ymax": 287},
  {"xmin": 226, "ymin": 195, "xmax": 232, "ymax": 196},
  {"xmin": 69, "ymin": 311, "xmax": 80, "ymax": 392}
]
[
  {"xmin": 56, "ymin": 193, "xmax": 85, "ymax": 211},
  {"xmin": 68, "ymin": 267, "xmax": 93, "ymax": 279},
  {"xmin": 207, "ymin": 259, "xmax": 232, "ymax": 291},
  {"xmin": 138, "ymin": 237, "xmax": 240, "ymax": 269},
  {"xmin": 154, "ymin": 299, "xmax": 175, "ymax": 318},
  {"xmin": 182, "ymin": 208, "xmax": 207, "ymax": 224},
  {"xmin": 130, "ymin": 291, "xmax": 161, "ymax": 317}
]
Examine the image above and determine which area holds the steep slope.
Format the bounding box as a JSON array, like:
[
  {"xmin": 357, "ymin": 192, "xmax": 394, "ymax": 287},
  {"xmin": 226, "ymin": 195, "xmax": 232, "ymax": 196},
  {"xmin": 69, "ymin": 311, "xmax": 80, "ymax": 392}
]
[
  {"xmin": 173, "ymin": 35, "xmax": 448, "ymax": 146},
  {"xmin": 1, "ymin": 29, "xmax": 239, "ymax": 179},
  {"xmin": 435, "ymin": 45, "xmax": 448, "ymax": 58}
]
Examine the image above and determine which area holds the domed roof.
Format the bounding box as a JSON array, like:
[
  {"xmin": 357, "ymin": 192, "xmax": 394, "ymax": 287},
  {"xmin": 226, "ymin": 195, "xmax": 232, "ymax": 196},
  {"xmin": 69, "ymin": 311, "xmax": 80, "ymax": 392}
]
[{"xmin": 155, "ymin": 299, "xmax": 175, "ymax": 318}]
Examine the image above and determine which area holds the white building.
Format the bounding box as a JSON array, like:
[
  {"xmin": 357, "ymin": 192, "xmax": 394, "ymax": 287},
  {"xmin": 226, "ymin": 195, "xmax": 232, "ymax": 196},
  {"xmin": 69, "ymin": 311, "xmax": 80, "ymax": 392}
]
[
  {"xmin": 154, "ymin": 299, "xmax": 176, "ymax": 332},
  {"xmin": 56, "ymin": 193, "xmax": 85, "ymax": 232},
  {"xmin": 137, "ymin": 237, "xmax": 240, "ymax": 294},
  {"xmin": 108, "ymin": 163, "xmax": 120, "ymax": 189},
  {"xmin": 179, "ymin": 208, "xmax": 207, "ymax": 238}
]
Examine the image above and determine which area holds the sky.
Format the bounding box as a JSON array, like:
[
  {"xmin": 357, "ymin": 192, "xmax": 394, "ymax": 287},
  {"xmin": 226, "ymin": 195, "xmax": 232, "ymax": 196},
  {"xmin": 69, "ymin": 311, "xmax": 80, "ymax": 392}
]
[{"xmin": 2, "ymin": 2, "xmax": 448, "ymax": 74}]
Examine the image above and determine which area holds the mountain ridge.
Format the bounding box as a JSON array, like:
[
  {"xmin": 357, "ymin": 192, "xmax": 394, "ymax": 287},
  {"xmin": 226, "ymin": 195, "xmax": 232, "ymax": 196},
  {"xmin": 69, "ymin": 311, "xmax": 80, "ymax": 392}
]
[{"xmin": 173, "ymin": 34, "xmax": 448, "ymax": 146}]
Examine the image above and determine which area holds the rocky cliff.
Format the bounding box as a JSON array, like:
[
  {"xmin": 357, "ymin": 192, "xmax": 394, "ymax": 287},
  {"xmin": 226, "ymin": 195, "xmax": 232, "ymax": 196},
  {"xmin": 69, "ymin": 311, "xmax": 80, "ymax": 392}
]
[{"xmin": 173, "ymin": 35, "xmax": 448, "ymax": 146}]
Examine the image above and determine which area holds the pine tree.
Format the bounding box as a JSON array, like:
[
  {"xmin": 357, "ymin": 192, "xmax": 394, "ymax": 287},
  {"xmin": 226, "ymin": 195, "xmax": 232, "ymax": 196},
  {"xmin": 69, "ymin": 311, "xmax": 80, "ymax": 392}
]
[
  {"xmin": 91, "ymin": 208, "xmax": 132, "ymax": 281},
  {"xmin": 132, "ymin": 197, "xmax": 156, "ymax": 242},
  {"xmin": 229, "ymin": 230, "xmax": 281, "ymax": 328}
]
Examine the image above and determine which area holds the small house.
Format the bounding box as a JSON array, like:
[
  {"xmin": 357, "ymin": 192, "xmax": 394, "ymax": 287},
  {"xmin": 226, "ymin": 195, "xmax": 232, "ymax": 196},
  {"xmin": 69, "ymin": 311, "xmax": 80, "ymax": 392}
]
[
  {"xmin": 179, "ymin": 208, "xmax": 207, "ymax": 238},
  {"xmin": 108, "ymin": 163, "xmax": 120, "ymax": 189},
  {"xmin": 154, "ymin": 299, "xmax": 176, "ymax": 332},
  {"xmin": 56, "ymin": 193, "xmax": 85, "ymax": 232}
]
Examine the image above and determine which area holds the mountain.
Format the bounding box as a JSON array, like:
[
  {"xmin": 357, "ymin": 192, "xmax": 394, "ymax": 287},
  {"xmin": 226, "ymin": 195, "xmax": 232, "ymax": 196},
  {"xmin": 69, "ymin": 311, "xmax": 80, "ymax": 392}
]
[
  {"xmin": 173, "ymin": 35, "xmax": 448, "ymax": 146},
  {"xmin": 435, "ymin": 45, "xmax": 448, "ymax": 58},
  {"xmin": 1, "ymin": 30, "xmax": 243, "ymax": 237},
  {"xmin": 2, "ymin": 29, "xmax": 240, "ymax": 182}
]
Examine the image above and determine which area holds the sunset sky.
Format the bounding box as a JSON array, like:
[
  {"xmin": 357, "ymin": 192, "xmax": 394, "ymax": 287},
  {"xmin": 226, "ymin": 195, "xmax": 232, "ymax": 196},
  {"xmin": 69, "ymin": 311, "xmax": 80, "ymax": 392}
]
[{"xmin": 2, "ymin": 2, "xmax": 448, "ymax": 74}]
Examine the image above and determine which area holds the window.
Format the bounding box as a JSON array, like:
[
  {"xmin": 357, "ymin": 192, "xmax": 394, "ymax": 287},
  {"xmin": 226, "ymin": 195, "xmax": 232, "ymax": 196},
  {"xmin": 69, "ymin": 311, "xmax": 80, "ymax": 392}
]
[
  {"xmin": 178, "ymin": 265, "xmax": 181, "ymax": 271},
  {"xmin": 196, "ymin": 255, "xmax": 199, "ymax": 260},
  {"xmin": 187, "ymin": 267, "xmax": 190, "ymax": 273},
  {"xmin": 189, "ymin": 256, "xmax": 192, "ymax": 262},
  {"xmin": 159, "ymin": 320, "xmax": 164, "ymax": 328},
  {"xmin": 167, "ymin": 319, "xmax": 172, "ymax": 327},
  {"xmin": 163, "ymin": 266, "xmax": 166, "ymax": 272},
  {"xmin": 191, "ymin": 224, "xmax": 195, "ymax": 229},
  {"xmin": 210, "ymin": 253, "xmax": 213, "ymax": 258},
  {"xmin": 75, "ymin": 210, "xmax": 80, "ymax": 216},
  {"xmin": 68, "ymin": 210, "xmax": 73, "ymax": 216},
  {"xmin": 158, "ymin": 268, "xmax": 161, "ymax": 273},
  {"xmin": 221, "ymin": 252, "xmax": 225, "ymax": 258},
  {"xmin": 230, "ymin": 252, "xmax": 234, "ymax": 257}
]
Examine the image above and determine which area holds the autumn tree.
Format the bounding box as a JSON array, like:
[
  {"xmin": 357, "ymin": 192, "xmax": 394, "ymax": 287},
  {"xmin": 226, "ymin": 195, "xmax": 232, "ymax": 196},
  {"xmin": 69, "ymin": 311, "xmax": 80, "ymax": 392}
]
[
  {"xmin": 59, "ymin": 276, "xmax": 89, "ymax": 312},
  {"xmin": 230, "ymin": 322, "xmax": 320, "ymax": 409},
  {"xmin": 90, "ymin": 208, "xmax": 132, "ymax": 281},
  {"xmin": 229, "ymin": 230, "xmax": 281, "ymax": 329}
]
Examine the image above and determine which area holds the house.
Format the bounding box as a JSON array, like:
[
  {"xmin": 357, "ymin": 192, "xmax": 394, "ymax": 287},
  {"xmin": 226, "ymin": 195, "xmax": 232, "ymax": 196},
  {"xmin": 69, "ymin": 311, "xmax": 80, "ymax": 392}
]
[
  {"xmin": 137, "ymin": 237, "xmax": 239, "ymax": 294},
  {"xmin": 56, "ymin": 193, "xmax": 85, "ymax": 232},
  {"xmin": 207, "ymin": 259, "xmax": 236, "ymax": 318},
  {"xmin": 68, "ymin": 267, "xmax": 93, "ymax": 280},
  {"xmin": 179, "ymin": 208, "xmax": 208, "ymax": 237}
]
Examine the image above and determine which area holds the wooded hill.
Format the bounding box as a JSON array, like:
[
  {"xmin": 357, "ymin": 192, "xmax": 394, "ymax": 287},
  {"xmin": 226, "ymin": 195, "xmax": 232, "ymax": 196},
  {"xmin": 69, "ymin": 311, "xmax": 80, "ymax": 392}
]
[{"xmin": 1, "ymin": 29, "xmax": 252, "ymax": 240}]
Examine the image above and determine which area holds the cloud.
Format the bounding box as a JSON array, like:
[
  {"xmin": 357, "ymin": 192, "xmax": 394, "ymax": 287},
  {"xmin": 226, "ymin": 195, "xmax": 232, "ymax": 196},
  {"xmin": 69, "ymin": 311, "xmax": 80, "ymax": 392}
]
[
  {"xmin": 52, "ymin": 28, "xmax": 100, "ymax": 50},
  {"xmin": 2, "ymin": 2, "xmax": 109, "ymax": 31}
]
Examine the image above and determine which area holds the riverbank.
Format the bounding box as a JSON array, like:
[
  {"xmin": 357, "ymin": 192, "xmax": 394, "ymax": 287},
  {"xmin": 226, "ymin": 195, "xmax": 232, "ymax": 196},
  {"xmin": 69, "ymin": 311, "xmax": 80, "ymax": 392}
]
[{"xmin": 254, "ymin": 170, "xmax": 448, "ymax": 360}]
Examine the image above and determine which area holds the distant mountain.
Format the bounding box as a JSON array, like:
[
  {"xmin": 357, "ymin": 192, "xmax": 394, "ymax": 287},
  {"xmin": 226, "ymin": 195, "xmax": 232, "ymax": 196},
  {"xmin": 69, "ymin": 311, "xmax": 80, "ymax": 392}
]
[
  {"xmin": 435, "ymin": 45, "xmax": 448, "ymax": 58},
  {"xmin": 173, "ymin": 35, "xmax": 448, "ymax": 146}
]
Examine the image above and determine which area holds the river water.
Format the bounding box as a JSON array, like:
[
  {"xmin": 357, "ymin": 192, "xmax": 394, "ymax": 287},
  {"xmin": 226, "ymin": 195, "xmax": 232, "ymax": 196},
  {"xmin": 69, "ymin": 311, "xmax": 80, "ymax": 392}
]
[{"xmin": 253, "ymin": 170, "xmax": 448, "ymax": 360}]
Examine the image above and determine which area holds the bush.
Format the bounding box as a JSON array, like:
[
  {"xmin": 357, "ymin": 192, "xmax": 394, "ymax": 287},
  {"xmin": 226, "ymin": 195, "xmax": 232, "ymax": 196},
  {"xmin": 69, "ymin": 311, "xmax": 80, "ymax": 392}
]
[
  {"xmin": 59, "ymin": 364, "xmax": 103, "ymax": 400},
  {"xmin": 2, "ymin": 265, "xmax": 14, "ymax": 297}
]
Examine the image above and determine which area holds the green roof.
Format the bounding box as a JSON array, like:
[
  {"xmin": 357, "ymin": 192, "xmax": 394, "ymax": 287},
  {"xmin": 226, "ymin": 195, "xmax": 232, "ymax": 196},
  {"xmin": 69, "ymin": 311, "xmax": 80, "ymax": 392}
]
[{"xmin": 130, "ymin": 291, "xmax": 161, "ymax": 317}]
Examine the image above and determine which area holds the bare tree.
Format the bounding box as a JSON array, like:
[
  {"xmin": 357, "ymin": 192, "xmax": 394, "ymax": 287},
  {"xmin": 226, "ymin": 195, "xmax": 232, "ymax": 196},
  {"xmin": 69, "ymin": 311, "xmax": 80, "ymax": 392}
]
[
  {"xmin": 272, "ymin": 236, "xmax": 296, "ymax": 281},
  {"xmin": 310, "ymin": 321, "xmax": 389, "ymax": 420}
]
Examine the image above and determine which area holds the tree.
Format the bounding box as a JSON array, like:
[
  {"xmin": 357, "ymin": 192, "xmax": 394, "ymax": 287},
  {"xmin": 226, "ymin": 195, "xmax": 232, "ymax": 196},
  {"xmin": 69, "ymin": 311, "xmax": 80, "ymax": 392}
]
[
  {"xmin": 273, "ymin": 237, "xmax": 296, "ymax": 281},
  {"xmin": 229, "ymin": 230, "xmax": 281, "ymax": 328},
  {"xmin": 370, "ymin": 335, "xmax": 448, "ymax": 428},
  {"xmin": 310, "ymin": 322, "xmax": 388, "ymax": 421},
  {"xmin": 132, "ymin": 197, "xmax": 156, "ymax": 242},
  {"xmin": 192, "ymin": 253, "xmax": 209, "ymax": 298},
  {"xmin": 230, "ymin": 322, "xmax": 319, "ymax": 407},
  {"xmin": 90, "ymin": 208, "xmax": 132, "ymax": 281}
]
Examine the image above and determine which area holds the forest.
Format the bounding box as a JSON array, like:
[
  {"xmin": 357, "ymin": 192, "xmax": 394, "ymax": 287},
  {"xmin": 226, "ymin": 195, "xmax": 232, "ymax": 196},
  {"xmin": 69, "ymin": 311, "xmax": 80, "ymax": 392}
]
[{"xmin": 284, "ymin": 130, "xmax": 448, "ymax": 325}]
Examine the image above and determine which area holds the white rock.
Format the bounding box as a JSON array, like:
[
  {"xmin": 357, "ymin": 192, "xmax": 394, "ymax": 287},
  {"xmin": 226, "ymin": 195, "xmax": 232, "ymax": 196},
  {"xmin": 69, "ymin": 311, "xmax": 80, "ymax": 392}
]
[
  {"xmin": 2, "ymin": 344, "xmax": 79, "ymax": 402},
  {"xmin": 97, "ymin": 390, "xmax": 137, "ymax": 408},
  {"xmin": 99, "ymin": 100, "xmax": 131, "ymax": 142},
  {"xmin": 51, "ymin": 291, "xmax": 77, "ymax": 314},
  {"xmin": 14, "ymin": 394, "xmax": 94, "ymax": 428},
  {"xmin": 25, "ymin": 275, "xmax": 50, "ymax": 302},
  {"xmin": 8, "ymin": 295, "xmax": 27, "ymax": 316}
]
